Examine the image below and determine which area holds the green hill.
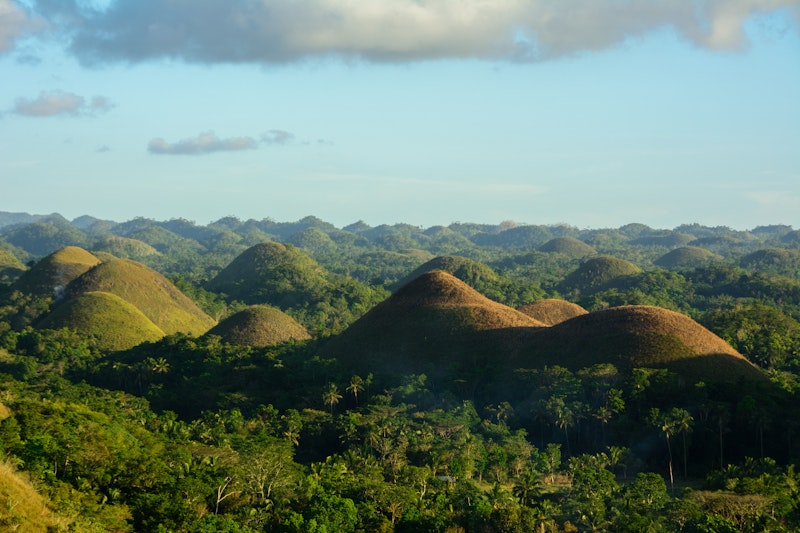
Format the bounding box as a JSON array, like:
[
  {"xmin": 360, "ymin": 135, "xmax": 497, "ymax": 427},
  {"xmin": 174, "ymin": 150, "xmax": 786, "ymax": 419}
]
[
  {"xmin": 558, "ymin": 255, "xmax": 641, "ymax": 295},
  {"xmin": 539, "ymin": 237, "xmax": 597, "ymax": 258},
  {"xmin": 38, "ymin": 291, "xmax": 165, "ymax": 351},
  {"xmin": 9, "ymin": 246, "xmax": 101, "ymax": 300},
  {"xmin": 205, "ymin": 305, "xmax": 311, "ymax": 347},
  {"xmin": 392, "ymin": 255, "xmax": 501, "ymax": 291},
  {"xmin": 65, "ymin": 258, "xmax": 215, "ymax": 335},
  {"xmin": 91, "ymin": 235, "xmax": 161, "ymax": 260},
  {"xmin": 206, "ymin": 242, "xmax": 386, "ymax": 333},
  {"xmin": 654, "ymin": 246, "xmax": 721, "ymax": 269},
  {"xmin": 740, "ymin": 248, "xmax": 800, "ymax": 278}
]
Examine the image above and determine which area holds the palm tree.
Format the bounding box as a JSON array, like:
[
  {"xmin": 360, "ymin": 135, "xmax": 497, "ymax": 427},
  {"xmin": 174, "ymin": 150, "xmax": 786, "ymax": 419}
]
[
  {"xmin": 346, "ymin": 375, "xmax": 365, "ymax": 406},
  {"xmin": 322, "ymin": 382, "xmax": 343, "ymax": 414},
  {"xmin": 649, "ymin": 408, "xmax": 678, "ymax": 492},
  {"xmin": 513, "ymin": 467, "xmax": 542, "ymax": 507},
  {"xmin": 670, "ymin": 408, "xmax": 694, "ymax": 479}
]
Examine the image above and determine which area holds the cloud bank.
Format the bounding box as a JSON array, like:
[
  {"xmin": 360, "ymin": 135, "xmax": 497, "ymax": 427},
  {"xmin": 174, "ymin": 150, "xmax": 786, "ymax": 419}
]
[
  {"xmin": 11, "ymin": 0, "xmax": 800, "ymax": 64},
  {"xmin": 148, "ymin": 131, "xmax": 259, "ymax": 155},
  {"xmin": 12, "ymin": 90, "xmax": 113, "ymax": 117}
]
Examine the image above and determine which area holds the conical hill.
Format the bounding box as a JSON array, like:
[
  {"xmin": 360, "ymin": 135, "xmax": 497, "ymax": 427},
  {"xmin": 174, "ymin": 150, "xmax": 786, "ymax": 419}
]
[
  {"xmin": 206, "ymin": 242, "xmax": 328, "ymax": 306},
  {"xmin": 512, "ymin": 305, "xmax": 765, "ymax": 385},
  {"xmin": 558, "ymin": 255, "xmax": 640, "ymax": 295},
  {"xmin": 65, "ymin": 258, "xmax": 215, "ymax": 335},
  {"xmin": 517, "ymin": 299, "xmax": 588, "ymax": 326},
  {"xmin": 10, "ymin": 246, "xmax": 101, "ymax": 299},
  {"xmin": 654, "ymin": 246, "xmax": 721, "ymax": 269},
  {"xmin": 323, "ymin": 270, "xmax": 545, "ymax": 383},
  {"xmin": 539, "ymin": 237, "xmax": 597, "ymax": 257},
  {"xmin": 206, "ymin": 305, "xmax": 311, "ymax": 347},
  {"xmin": 38, "ymin": 291, "xmax": 165, "ymax": 351},
  {"xmin": 392, "ymin": 255, "xmax": 500, "ymax": 292}
]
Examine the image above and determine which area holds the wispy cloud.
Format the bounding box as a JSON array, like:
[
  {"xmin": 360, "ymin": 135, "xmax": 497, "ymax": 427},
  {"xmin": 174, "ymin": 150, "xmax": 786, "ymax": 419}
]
[
  {"xmin": 12, "ymin": 90, "xmax": 114, "ymax": 117},
  {"xmin": 148, "ymin": 131, "xmax": 258, "ymax": 155},
  {"xmin": 18, "ymin": 0, "xmax": 800, "ymax": 65},
  {"xmin": 261, "ymin": 129, "xmax": 295, "ymax": 145}
]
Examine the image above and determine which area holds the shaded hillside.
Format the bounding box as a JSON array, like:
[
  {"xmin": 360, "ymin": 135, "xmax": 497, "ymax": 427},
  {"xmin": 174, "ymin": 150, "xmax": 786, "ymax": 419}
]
[
  {"xmin": 511, "ymin": 305, "xmax": 766, "ymax": 385},
  {"xmin": 654, "ymin": 246, "xmax": 721, "ymax": 269},
  {"xmin": 517, "ymin": 298, "xmax": 588, "ymax": 325},
  {"xmin": 558, "ymin": 255, "xmax": 641, "ymax": 295},
  {"xmin": 205, "ymin": 305, "xmax": 311, "ymax": 347},
  {"xmin": 539, "ymin": 237, "xmax": 597, "ymax": 258},
  {"xmin": 66, "ymin": 258, "xmax": 215, "ymax": 335},
  {"xmin": 9, "ymin": 246, "xmax": 101, "ymax": 300},
  {"xmin": 323, "ymin": 270, "xmax": 546, "ymax": 388},
  {"xmin": 38, "ymin": 291, "xmax": 165, "ymax": 351}
]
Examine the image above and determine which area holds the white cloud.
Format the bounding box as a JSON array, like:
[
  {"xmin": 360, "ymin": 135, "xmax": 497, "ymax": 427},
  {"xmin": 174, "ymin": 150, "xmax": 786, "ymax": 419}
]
[
  {"xmin": 26, "ymin": 0, "xmax": 800, "ymax": 64},
  {"xmin": 148, "ymin": 131, "xmax": 258, "ymax": 155},
  {"xmin": 0, "ymin": 0, "xmax": 33, "ymax": 52},
  {"xmin": 12, "ymin": 90, "xmax": 114, "ymax": 117}
]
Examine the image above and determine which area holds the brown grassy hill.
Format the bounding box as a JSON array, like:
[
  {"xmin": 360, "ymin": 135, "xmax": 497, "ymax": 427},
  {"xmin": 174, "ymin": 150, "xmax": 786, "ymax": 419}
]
[
  {"xmin": 323, "ymin": 270, "xmax": 545, "ymax": 384},
  {"xmin": 0, "ymin": 460, "xmax": 66, "ymax": 531},
  {"xmin": 654, "ymin": 246, "xmax": 721, "ymax": 269},
  {"xmin": 513, "ymin": 305, "xmax": 765, "ymax": 384},
  {"xmin": 517, "ymin": 299, "xmax": 588, "ymax": 326},
  {"xmin": 92, "ymin": 235, "xmax": 161, "ymax": 260},
  {"xmin": 65, "ymin": 258, "xmax": 215, "ymax": 336},
  {"xmin": 539, "ymin": 237, "xmax": 597, "ymax": 258},
  {"xmin": 10, "ymin": 246, "xmax": 101, "ymax": 299},
  {"xmin": 38, "ymin": 291, "xmax": 166, "ymax": 351},
  {"xmin": 205, "ymin": 305, "xmax": 311, "ymax": 347},
  {"xmin": 558, "ymin": 255, "xmax": 641, "ymax": 295}
]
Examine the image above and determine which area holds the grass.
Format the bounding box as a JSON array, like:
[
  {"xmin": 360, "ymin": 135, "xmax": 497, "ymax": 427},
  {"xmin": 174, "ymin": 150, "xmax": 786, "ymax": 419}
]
[
  {"xmin": 206, "ymin": 305, "xmax": 311, "ymax": 347},
  {"xmin": 0, "ymin": 460, "xmax": 66, "ymax": 532},
  {"xmin": 66, "ymin": 258, "xmax": 216, "ymax": 335},
  {"xmin": 517, "ymin": 299, "xmax": 588, "ymax": 326},
  {"xmin": 11, "ymin": 246, "xmax": 101, "ymax": 299},
  {"xmin": 39, "ymin": 291, "xmax": 166, "ymax": 351}
]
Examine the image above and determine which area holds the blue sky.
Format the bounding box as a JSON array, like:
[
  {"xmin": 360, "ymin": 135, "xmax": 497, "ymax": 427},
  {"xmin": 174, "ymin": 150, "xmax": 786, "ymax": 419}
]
[{"xmin": 1, "ymin": 0, "xmax": 799, "ymax": 230}]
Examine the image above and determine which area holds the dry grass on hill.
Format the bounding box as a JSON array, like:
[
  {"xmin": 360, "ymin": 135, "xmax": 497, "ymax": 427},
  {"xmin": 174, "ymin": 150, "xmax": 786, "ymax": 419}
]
[
  {"xmin": 0, "ymin": 460, "xmax": 66, "ymax": 532},
  {"xmin": 517, "ymin": 299, "xmax": 588, "ymax": 326},
  {"xmin": 206, "ymin": 305, "xmax": 311, "ymax": 347},
  {"xmin": 66, "ymin": 258, "xmax": 216, "ymax": 336},
  {"xmin": 39, "ymin": 291, "xmax": 166, "ymax": 351},
  {"xmin": 11, "ymin": 246, "xmax": 101, "ymax": 298}
]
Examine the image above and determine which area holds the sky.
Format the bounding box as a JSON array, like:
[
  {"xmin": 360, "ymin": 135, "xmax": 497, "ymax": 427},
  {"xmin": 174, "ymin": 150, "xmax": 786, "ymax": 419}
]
[{"xmin": 1, "ymin": 0, "xmax": 799, "ymax": 231}]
